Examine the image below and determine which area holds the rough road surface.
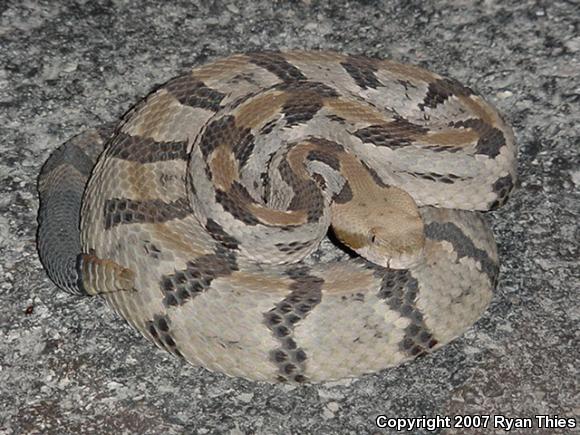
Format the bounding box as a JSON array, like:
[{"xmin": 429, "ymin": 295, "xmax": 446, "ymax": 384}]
[{"xmin": 0, "ymin": 1, "xmax": 577, "ymax": 434}]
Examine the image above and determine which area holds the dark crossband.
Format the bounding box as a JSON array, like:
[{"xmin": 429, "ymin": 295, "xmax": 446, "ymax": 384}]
[
  {"xmin": 248, "ymin": 51, "xmax": 307, "ymax": 82},
  {"xmin": 377, "ymin": 269, "xmax": 438, "ymax": 356},
  {"xmin": 419, "ymin": 77, "xmax": 474, "ymax": 110},
  {"xmin": 264, "ymin": 266, "xmax": 323, "ymax": 383},
  {"xmin": 341, "ymin": 55, "xmax": 381, "ymax": 89},
  {"xmin": 451, "ymin": 119, "xmax": 506, "ymax": 158},
  {"xmin": 104, "ymin": 197, "xmax": 191, "ymax": 229},
  {"xmin": 161, "ymin": 252, "xmax": 238, "ymax": 307},
  {"xmin": 108, "ymin": 133, "xmax": 188, "ymax": 163},
  {"xmin": 164, "ymin": 74, "xmax": 226, "ymax": 111},
  {"xmin": 425, "ymin": 222, "xmax": 499, "ymax": 285}
]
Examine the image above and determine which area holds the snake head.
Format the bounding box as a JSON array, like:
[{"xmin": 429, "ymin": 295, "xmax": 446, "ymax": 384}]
[{"xmin": 360, "ymin": 224, "xmax": 425, "ymax": 269}]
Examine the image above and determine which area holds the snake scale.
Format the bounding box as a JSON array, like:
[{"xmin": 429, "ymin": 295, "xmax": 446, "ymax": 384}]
[{"xmin": 37, "ymin": 51, "xmax": 517, "ymax": 383}]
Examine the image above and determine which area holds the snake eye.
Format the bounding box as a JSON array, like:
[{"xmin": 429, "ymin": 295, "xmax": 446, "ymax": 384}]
[{"xmin": 370, "ymin": 234, "xmax": 376, "ymax": 243}]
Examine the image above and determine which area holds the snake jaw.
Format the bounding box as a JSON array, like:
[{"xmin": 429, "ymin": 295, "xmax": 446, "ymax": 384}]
[{"xmin": 361, "ymin": 226, "xmax": 425, "ymax": 269}]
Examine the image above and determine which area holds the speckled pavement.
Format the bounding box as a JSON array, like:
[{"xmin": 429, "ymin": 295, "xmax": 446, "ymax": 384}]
[{"xmin": 0, "ymin": 1, "xmax": 578, "ymax": 434}]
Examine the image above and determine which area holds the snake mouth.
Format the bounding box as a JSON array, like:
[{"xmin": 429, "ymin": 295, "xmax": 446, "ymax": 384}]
[
  {"xmin": 357, "ymin": 243, "xmax": 425, "ymax": 270},
  {"xmin": 362, "ymin": 222, "xmax": 426, "ymax": 269},
  {"xmin": 385, "ymin": 249, "xmax": 426, "ymax": 269}
]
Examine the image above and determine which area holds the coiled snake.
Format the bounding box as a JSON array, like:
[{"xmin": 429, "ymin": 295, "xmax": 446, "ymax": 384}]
[{"xmin": 37, "ymin": 51, "xmax": 516, "ymax": 383}]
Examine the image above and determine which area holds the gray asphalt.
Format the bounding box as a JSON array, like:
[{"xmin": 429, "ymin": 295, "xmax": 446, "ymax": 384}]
[{"xmin": 0, "ymin": 1, "xmax": 578, "ymax": 434}]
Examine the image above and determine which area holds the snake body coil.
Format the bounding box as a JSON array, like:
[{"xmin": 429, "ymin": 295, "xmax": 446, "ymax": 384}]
[{"xmin": 38, "ymin": 51, "xmax": 516, "ymax": 382}]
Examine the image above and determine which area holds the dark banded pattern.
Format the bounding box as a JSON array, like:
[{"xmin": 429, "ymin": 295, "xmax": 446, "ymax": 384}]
[
  {"xmin": 306, "ymin": 149, "xmax": 341, "ymax": 171},
  {"xmin": 275, "ymin": 240, "xmax": 312, "ymax": 254},
  {"xmin": 412, "ymin": 172, "xmax": 463, "ymax": 184},
  {"xmin": 341, "ymin": 55, "xmax": 381, "ymax": 89},
  {"xmin": 278, "ymin": 158, "xmax": 325, "ymax": 223},
  {"xmin": 491, "ymin": 174, "xmax": 515, "ymax": 209},
  {"xmin": 248, "ymin": 51, "xmax": 307, "ymax": 82},
  {"xmin": 104, "ymin": 197, "xmax": 191, "ymax": 229},
  {"xmin": 108, "ymin": 133, "xmax": 188, "ymax": 163},
  {"xmin": 354, "ymin": 119, "xmax": 428, "ymax": 148},
  {"xmin": 451, "ymin": 118, "xmax": 506, "ymax": 158},
  {"xmin": 332, "ymin": 182, "xmax": 353, "ymax": 204},
  {"xmin": 277, "ymin": 82, "xmax": 339, "ymax": 127},
  {"xmin": 146, "ymin": 314, "xmax": 184, "ymax": 359},
  {"xmin": 165, "ymin": 74, "xmax": 226, "ymax": 111},
  {"xmin": 161, "ymin": 252, "xmax": 238, "ymax": 307},
  {"xmin": 199, "ymin": 116, "xmax": 250, "ymax": 158},
  {"xmin": 361, "ymin": 161, "xmax": 389, "ymax": 188},
  {"xmin": 424, "ymin": 221, "xmax": 499, "ymax": 284},
  {"xmin": 264, "ymin": 266, "xmax": 323, "ymax": 383},
  {"xmin": 281, "ymin": 93, "xmax": 324, "ymax": 127},
  {"xmin": 420, "ymin": 77, "xmax": 474, "ymax": 110},
  {"xmin": 204, "ymin": 218, "xmax": 241, "ymax": 250},
  {"xmin": 215, "ymin": 183, "xmax": 260, "ymax": 226},
  {"xmin": 377, "ymin": 269, "xmax": 438, "ymax": 356}
]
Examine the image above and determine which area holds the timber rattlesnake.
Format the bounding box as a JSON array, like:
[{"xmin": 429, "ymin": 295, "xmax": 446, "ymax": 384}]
[{"xmin": 38, "ymin": 51, "xmax": 516, "ymax": 383}]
